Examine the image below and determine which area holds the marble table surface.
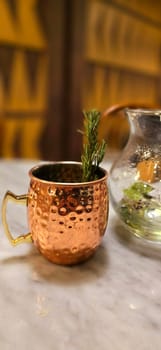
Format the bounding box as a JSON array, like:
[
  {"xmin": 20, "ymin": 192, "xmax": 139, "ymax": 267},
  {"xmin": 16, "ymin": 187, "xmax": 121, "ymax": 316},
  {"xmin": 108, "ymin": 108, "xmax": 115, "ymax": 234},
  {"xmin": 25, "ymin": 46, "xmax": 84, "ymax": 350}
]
[{"xmin": 0, "ymin": 160, "xmax": 161, "ymax": 350}]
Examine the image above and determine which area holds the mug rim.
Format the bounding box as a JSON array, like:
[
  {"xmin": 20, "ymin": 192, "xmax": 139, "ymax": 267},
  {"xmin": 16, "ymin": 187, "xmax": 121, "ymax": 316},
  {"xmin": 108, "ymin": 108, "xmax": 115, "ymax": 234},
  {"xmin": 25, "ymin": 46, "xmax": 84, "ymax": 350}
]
[{"xmin": 29, "ymin": 161, "xmax": 108, "ymax": 186}]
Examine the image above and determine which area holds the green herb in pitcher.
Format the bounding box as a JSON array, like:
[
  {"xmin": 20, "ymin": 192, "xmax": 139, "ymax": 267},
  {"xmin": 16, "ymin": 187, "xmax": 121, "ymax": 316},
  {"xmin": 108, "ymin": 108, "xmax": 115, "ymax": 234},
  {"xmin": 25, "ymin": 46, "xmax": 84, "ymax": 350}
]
[{"xmin": 119, "ymin": 181, "xmax": 161, "ymax": 240}]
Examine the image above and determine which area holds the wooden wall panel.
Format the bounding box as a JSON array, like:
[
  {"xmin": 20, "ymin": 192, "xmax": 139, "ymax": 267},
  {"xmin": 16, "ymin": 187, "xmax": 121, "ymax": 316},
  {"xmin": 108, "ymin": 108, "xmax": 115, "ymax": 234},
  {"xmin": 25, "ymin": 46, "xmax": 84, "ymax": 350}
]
[
  {"xmin": 0, "ymin": 0, "xmax": 46, "ymax": 48},
  {"xmin": 82, "ymin": 0, "xmax": 161, "ymax": 150},
  {"xmin": 83, "ymin": 65, "xmax": 159, "ymax": 111},
  {"xmin": 85, "ymin": 1, "xmax": 161, "ymax": 75},
  {"xmin": 83, "ymin": 0, "xmax": 161, "ymax": 110},
  {"xmin": 39, "ymin": 0, "xmax": 86, "ymax": 161},
  {"xmin": 113, "ymin": 0, "xmax": 161, "ymax": 23},
  {"xmin": 0, "ymin": 0, "xmax": 48, "ymax": 159},
  {"xmin": 2, "ymin": 0, "xmax": 160, "ymax": 158}
]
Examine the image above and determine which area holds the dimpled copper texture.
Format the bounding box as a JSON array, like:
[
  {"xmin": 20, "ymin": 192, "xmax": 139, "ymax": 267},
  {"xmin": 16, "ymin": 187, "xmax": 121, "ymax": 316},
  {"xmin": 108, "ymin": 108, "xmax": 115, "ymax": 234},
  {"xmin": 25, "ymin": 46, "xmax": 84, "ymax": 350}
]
[{"xmin": 27, "ymin": 162, "xmax": 108, "ymax": 265}]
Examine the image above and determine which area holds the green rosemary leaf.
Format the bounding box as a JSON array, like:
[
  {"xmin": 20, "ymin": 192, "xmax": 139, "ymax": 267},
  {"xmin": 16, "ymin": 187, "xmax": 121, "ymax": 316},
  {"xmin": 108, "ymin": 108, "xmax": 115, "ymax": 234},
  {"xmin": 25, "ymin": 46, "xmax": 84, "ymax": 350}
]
[{"xmin": 81, "ymin": 109, "xmax": 106, "ymax": 182}]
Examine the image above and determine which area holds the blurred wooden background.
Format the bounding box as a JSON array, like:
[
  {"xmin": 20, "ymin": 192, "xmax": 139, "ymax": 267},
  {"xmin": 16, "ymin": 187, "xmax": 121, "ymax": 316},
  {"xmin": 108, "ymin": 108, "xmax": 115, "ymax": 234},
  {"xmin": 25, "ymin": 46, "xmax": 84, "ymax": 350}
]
[
  {"xmin": 0, "ymin": 0, "xmax": 161, "ymax": 160},
  {"xmin": 0, "ymin": 0, "xmax": 48, "ymax": 159}
]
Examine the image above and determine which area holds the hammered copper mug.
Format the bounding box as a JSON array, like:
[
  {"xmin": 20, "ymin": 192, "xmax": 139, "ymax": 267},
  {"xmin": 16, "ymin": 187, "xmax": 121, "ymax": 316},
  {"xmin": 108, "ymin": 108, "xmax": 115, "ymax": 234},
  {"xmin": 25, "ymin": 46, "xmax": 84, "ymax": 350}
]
[{"xmin": 2, "ymin": 161, "xmax": 109, "ymax": 265}]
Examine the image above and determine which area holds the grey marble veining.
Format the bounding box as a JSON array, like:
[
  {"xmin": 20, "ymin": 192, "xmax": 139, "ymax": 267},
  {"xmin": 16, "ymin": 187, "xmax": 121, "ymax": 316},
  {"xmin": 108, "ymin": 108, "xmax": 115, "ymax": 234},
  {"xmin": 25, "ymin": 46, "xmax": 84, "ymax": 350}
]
[{"xmin": 0, "ymin": 160, "xmax": 161, "ymax": 350}]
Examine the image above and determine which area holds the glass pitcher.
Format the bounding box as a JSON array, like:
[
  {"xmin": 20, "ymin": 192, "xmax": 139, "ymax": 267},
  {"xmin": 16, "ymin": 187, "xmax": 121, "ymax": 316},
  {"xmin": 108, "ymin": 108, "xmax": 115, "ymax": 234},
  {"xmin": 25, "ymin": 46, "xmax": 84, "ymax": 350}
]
[{"xmin": 109, "ymin": 108, "xmax": 161, "ymax": 242}]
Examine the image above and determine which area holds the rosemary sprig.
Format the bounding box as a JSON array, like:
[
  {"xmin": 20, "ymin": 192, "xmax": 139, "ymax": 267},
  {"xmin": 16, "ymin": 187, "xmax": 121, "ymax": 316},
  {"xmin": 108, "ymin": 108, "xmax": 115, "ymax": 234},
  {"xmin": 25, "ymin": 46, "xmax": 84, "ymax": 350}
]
[{"xmin": 80, "ymin": 109, "xmax": 106, "ymax": 182}]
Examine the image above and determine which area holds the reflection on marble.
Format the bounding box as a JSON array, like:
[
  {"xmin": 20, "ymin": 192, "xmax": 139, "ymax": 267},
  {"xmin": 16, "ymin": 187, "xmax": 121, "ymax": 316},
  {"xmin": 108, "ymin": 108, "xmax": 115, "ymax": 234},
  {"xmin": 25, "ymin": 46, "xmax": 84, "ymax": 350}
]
[{"xmin": 0, "ymin": 160, "xmax": 161, "ymax": 349}]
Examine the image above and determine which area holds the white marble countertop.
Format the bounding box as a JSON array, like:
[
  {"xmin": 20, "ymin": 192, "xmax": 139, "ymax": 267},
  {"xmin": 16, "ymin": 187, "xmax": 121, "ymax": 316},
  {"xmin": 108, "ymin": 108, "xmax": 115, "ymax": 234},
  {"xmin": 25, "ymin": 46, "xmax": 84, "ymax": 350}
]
[{"xmin": 0, "ymin": 160, "xmax": 161, "ymax": 350}]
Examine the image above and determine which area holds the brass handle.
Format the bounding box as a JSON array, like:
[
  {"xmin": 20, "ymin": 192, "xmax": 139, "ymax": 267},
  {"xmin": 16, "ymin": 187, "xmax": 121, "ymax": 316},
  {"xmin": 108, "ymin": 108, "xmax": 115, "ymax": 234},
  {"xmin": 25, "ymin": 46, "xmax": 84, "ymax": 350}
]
[{"xmin": 2, "ymin": 190, "xmax": 32, "ymax": 246}]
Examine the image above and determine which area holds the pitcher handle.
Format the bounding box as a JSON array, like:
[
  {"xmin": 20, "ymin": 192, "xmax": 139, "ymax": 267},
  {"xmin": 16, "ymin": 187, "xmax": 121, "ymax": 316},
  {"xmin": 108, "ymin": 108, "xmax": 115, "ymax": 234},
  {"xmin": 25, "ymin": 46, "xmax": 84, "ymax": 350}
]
[{"xmin": 2, "ymin": 191, "xmax": 32, "ymax": 246}]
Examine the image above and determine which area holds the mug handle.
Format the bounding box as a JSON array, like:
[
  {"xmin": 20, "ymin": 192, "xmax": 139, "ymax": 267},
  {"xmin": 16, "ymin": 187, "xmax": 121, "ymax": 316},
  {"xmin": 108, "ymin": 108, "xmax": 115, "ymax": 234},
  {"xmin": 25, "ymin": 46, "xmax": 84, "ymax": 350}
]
[{"xmin": 2, "ymin": 190, "xmax": 32, "ymax": 246}]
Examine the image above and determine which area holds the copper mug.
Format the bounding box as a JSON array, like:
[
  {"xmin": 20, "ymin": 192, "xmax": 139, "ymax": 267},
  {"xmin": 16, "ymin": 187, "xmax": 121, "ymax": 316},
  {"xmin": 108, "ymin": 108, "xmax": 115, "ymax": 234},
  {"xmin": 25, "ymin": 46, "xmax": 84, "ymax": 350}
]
[{"xmin": 2, "ymin": 162, "xmax": 109, "ymax": 265}]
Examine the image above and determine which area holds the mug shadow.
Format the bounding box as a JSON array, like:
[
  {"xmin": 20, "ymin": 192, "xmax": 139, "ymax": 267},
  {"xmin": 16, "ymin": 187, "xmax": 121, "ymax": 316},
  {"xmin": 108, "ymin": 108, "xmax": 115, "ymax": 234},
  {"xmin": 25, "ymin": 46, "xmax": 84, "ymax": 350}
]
[
  {"xmin": 113, "ymin": 219, "xmax": 161, "ymax": 261},
  {"xmin": 1, "ymin": 243, "xmax": 109, "ymax": 286}
]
